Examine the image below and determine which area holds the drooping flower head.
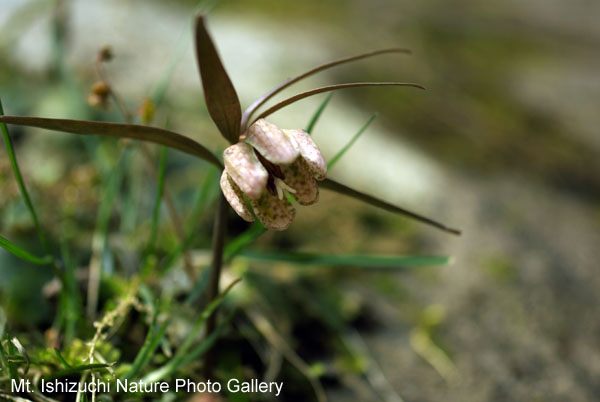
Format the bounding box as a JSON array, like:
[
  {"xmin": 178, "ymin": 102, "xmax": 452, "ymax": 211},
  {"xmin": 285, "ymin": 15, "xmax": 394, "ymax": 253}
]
[{"xmin": 221, "ymin": 119, "xmax": 326, "ymax": 230}]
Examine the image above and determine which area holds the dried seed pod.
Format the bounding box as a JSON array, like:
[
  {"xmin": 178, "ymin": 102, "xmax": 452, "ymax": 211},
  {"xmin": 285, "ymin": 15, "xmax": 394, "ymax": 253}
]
[
  {"xmin": 140, "ymin": 97, "xmax": 155, "ymax": 125},
  {"xmin": 87, "ymin": 81, "xmax": 111, "ymax": 110},
  {"xmin": 97, "ymin": 45, "xmax": 113, "ymax": 62}
]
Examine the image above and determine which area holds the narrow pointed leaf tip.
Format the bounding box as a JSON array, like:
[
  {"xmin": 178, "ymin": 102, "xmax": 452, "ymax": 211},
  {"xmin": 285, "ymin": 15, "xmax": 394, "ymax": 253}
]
[
  {"xmin": 253, "ymin": 82, "xmax": 425, "ymax": 122},
  {"xmin": 0, "ymin": 116, "xmax": 223, "ymax": 169},
  {"xmin": 320, "ymin": 178, "xmax": 461, "ymax": 235},
  {"xmin": 242, "ymin": 47, "xmax": 412, "ymax": 126},
  {"xmin": 195, "ymin": 15, "xmax": 241, "ymax": 143}
]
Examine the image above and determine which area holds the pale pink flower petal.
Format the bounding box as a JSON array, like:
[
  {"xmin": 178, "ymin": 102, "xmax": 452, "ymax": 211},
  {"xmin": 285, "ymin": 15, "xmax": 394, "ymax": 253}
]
[
  {"xmin": 220, "ymin": 170, "xmax": 255, "ymax": 222},
  {"xmin": 246, "ymin": 119, "xmax": 298, "ymax": 165},
  {"xmin": 223, "ymin": 142, "xmax": 268, "ymax": 199},
  {"xmin": 284, "ymin": 129, "xmax": 327, "ymax": 180},
  {"xmin": 250, "ymin": 191, "xmax": 296, "ymax": 231},
  {"xmin": 280, "ymin": 160, "xmax": 319, "ymax": 206}
]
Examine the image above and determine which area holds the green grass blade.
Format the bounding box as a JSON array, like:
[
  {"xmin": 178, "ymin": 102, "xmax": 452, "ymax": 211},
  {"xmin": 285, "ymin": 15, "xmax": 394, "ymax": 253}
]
[
  {"xmin": 328, "ymin": 114, "xmax": 375, "ymax": 169},
  {"xmin": 0, "ymin": 309, "xmax": 5, "ymax": 341},
  {"xmin": 238, "ymin": 250, "xmax": 450, "ymax": 268},
  {"xmin": 160, "ymin": 167, "xmax": 219, "ymax": 273},
  {"xmin": 147, "ymin": 147, "xmax": 168, "ymax": 256},
  {"xmin": 0, "ymin": 342, "xmax": 11, "ymax": 381},
  {"xmin": 224, "ymin": 221, "xmax": 266, "ymax": 261},
  {"xmin": 0, "ymin": 235, "xmax": 53, "ymax": 265},
  {"xmin": 0, "ymin": 311, "xmax": 9, "ymax": 381},
  {"xmin": 54, "ymin": 348, "xmax": 72, "ymax": 369},
  {"xmin": 45, "ymin": 363, "xmax": 111, "ymax": 380},
  {"xmin": 178, "ymin": 309, "xmax": 234, "ymax": 367},
  {"xmin": 141, "ymin": 278, "xmax": 240, "ymax": 383},
  {"xmin": 0, "ymin": 99, "xmax": 48, "ymax": 252},
  {"xmin": 305, "ymin": 92, "xmax": 333, "ymax": 134},
  {"xmin": 59, "ymin": 228, "xmax": 81, "ymax": 342},
  {"xmin": 123, "ymin": 312, "xmax": 168, "ymax": 380}
]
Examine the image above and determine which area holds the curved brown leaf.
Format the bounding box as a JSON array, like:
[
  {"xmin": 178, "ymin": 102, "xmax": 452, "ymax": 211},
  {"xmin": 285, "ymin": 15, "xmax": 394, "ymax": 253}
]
[
  {"xmin": 0, "ymin": 116, "xmax": 223, "ymax": 168},
  {"xmin": 320, "ymin": 178, "xmax": 461, "ymax": 235},
  {"xmin": 252, "ymin": 82, "xmax": 425, "ymax": 123},
  {"xmin": 195, "ymin": 15, "xmax": 241, "ymax": 143},
  {"xmin": 241, "ymin": 47, "xmax": 411, "ymax": 127}
]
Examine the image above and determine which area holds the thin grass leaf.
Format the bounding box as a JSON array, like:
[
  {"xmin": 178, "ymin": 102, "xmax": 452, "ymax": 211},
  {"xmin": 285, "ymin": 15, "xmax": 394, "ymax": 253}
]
[
  {"xmin": 328, "ymin": 114, "xmax": 376, "ymax": 169},
  {"xmin": 185, "ymin": 268, "xmax": 211, "ymax": 305},
  {"xmin": 0, "ymin": 309, "xmax": 5, "ymax": 341},
  {"xmin": 0, "ymin": 346, "xmax": 11, "ymax": 380},
  {"xmin": 320, "ymin": 178, "xmax": 461, "ymax": 235},
  {"xmin": 239, "ymin": 250, "xmax": 449, "ymax": 268},
  {"xmin": 253, "ymin": 82, "xmax": 424, "ymax": 123},
  {"xmin": 177, "ymin": 278, "xmax": 240, "ymax": 356},
  {"xmin": 54, "ymin": 348, "xmax": 72, "ymax": 369},
  {"xmin": 45, "ymin": 363, "xmax": 111, "ymax": 380},
  {"xmin": 0, "ymin": 393, "xmax": 33, "ymax": 402},
  {"xmin": 87, "ymin": 147, "xmax": 132, "ymax": 318},
  {"xmin": 59, "ymin": 229, "xmax": 81, "ymax": 343},
  {"xmin": 141, "ymin": 278, "xmax": 240, "ymax": 383},
  {"xmin": 0, "ymin": 330, "xmax": 10, "ymax": 381},
  {"xmin": 150, "ymin": 41, "xmax": 187, "ymax": 107},
  {"xmin": 10, "ymin": 337, "xmax": 29, "ymax": 374},
  {"xmin": 224, "ymin": 221, "xmax": 266, "ymax": 261},
  {"xmin": 147, "ymin": 147, "xmax": 168, "ymax": 255},
  {"xmin": 242, "ymin": 47, "xmax": 411, "ymax": 126},
  {"xmin": 5, "ymin": 333, "xmax": 18, "ymax": 379},
  {"xmin": 123, "ymin": 313, "xmax": 168, "ymax": 380},
  {"xmin": 195, "ymin": 15, "xmax": 241, "ymax": 143},
  {"xmin": 0, "ymin": 116, "xmax": 223, "ymax": 168},
  {"xmin": 0, "ymin": 99, "xmax": 48, "ymax": 252},
  {"xmin": 141, "ymin": 310, "xmax": 233, "ymax": 383},
  {"xmin": 0, "ymin": 235, "xmax": 53, "ymax": 265},
  {"xmin": 178, "ymin": 309, "xmax": 234, "ymax": 367},
  {"xmin": 305, "ymin": 93, "xmax": 333, "ymax": 134},
  {"xmin": 161, "ymin": 168, "xmax": 219, "ymax": 274}
]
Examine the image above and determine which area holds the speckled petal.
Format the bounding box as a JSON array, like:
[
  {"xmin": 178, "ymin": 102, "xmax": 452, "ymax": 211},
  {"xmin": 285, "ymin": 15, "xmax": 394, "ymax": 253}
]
[
  {"xmin": 245, "ymin": 119, "xmax": 299, "ymax": 165},
  {"xmin": 250, "ymin": 191, "xmax": 296, "ymax": 231},
  {"xmin": 280, "ymin": 159, "xmax": 319, "ymax": 206},
  {"xmin": 284, "ymin": 129, "xmax": 327, "ymax": 180},
  {"xmin": 220, "ymin": 170, "xmax": 255, "ymax": 222},
  {"xmin": 223, "ymin": 142, "xmax": 268, "ymax": 199}
]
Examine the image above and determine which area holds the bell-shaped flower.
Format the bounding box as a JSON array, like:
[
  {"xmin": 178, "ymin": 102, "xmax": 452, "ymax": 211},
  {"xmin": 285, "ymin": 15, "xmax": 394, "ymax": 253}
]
[{"xmin": 220, "ymin": 119, "xmax": 327, "ymax": 230}]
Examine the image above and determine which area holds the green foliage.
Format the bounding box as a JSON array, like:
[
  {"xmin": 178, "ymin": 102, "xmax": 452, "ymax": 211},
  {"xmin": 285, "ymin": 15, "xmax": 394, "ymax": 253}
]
[{"xmin": 0, "ymin": 11, "xmax": 455, "ymax": 401}]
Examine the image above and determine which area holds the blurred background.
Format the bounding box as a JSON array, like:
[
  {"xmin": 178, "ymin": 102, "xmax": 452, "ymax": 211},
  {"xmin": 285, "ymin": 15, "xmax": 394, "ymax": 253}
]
[{"xmin": 1, "ymin": 0, "xmax": 599, "ymax": 401}]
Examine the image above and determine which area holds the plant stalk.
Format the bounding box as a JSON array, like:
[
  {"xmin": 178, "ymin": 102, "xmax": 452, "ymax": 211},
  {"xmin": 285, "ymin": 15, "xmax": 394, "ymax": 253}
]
[{"xmin": 203, "ymin": 193, "xmax": 228, "ymax": 377}]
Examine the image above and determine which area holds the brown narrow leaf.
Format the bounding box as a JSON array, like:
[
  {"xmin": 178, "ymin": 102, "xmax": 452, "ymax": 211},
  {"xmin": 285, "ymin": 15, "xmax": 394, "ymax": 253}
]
[
  {"xmin": 0, "ymin": 116, "xmax": 223, "ymax": 168},
  {"xmin": 320, "ymin": 178, "xmax": 461, "ymax": 235},
  {"xmin": 252, "ymin": 82, "xmax": 425, "ymax": 123},
  {"xmin": 195, "ymin": 15, "xmax": 241, "ymax": 143},
  {"xmin": 241, "ymin": 47, "xmax": 411, "ymax": 127}
]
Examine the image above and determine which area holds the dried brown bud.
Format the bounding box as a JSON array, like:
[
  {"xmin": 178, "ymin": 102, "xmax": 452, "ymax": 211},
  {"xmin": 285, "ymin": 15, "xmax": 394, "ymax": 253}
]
[
  {"xmin": 139, "ymin": 97, "xmax": 155, "ymax": 125},
  {"xmin": 91, "ymin": 81, "xmax": 111, "ymax": 97},
  {"xmin": 97, "ymin": 45, "xmax": 113, "ymax": 62},
  {"xmin": 87, "ymin": 81, "xmax": 111, "ymax": 110}
]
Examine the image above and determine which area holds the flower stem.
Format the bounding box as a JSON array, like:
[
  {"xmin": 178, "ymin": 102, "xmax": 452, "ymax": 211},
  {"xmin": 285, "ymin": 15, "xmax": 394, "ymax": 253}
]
[{"xmin": 203, "ymin": 193, "xmax": 228, "ymax": 377}]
